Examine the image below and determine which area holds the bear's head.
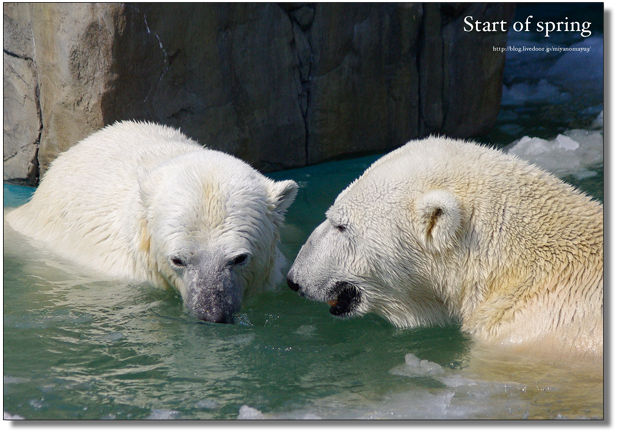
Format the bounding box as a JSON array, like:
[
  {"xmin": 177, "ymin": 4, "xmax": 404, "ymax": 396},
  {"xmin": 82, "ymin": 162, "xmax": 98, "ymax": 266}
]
[
  {"xmin": 138, "ymin": 150, "xmax": 297, "ymax": 324},
  {"xmin": 287, "ymin": 144, "xmax": 465, "ymax": 328},
  {"xmin": 287, "ymin": 136, "xmax": 603, "ymax": 358}
]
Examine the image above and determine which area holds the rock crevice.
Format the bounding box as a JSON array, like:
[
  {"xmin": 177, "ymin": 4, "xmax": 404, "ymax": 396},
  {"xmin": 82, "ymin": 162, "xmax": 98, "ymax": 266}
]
[{"xmin": 4, "ymin": 3, "xmax": 514, "ymax": 184}]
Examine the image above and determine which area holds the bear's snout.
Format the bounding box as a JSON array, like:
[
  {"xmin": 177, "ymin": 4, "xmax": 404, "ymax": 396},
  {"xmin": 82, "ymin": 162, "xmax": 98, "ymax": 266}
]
[
  {"xmin": 187, "ymin": 295, "xmax": 238, "ymax": 324},
  {"xmin": 287, "ymin": 275, "xmax": 300, "ymax": 292},
  {"xmin": 328, "ymin": 282, "xmax": 361, "ymax": 317},
  {"xmin": 184, "ymin": 269, "xmax": 242, "ymax": 325},
  {"xmin": 196, "ymin": 307, "xmax": 234, "ymax": 324}
]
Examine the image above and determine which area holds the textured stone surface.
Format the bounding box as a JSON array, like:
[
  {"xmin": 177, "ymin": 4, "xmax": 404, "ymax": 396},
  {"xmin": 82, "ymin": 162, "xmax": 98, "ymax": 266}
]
[
  {"xmin": 3, "ymin": 3, "xmax": 514, "ymax": 185},
  {"xmin": 305, "ymin": 3, "xmax": 423, "ymax": 164},
  {"xmin": 3, "ymin": 3, "xmax": 39, "ymax": 184},
  {"xmin": 29, "ymin": 3, "xmax": 123, "ymax": 174},
  {"xmin": 440, "ymin": 3, "xmax": 514, "ymax": 137},
  {"xmin": 101, "ymin": 3, "xmax": 307, "ymax": 172}
]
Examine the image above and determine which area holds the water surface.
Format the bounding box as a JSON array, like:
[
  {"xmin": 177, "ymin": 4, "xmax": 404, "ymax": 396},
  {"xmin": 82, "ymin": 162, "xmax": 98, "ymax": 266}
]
[
  {"xmin": 3, "ymin": 6, "xmax": 604, "ymax": 418},
  {"xmin": 3, "ymin": 147, "xmax": 603, "ymax": 420}
]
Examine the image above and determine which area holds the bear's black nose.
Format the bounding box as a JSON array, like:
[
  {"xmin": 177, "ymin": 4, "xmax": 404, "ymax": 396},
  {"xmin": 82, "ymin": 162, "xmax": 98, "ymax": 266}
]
[{"xmin": 287, "ymin": 276, "xmax": 300, "ymax": 292}]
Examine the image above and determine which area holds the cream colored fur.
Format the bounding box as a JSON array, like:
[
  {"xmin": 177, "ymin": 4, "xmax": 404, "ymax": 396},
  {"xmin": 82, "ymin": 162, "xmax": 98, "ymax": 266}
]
[
  {"xmin": 288, "ymin": 136, "xmax": 602, "ymax": 358},
  {"xmin": 7, "ymin": 121, "xmax": 298, "ymax": 322}
]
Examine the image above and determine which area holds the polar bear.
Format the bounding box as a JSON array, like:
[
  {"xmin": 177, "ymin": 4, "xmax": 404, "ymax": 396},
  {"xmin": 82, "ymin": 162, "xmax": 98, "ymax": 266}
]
[
  {"xmin": 6, "ymin": 121, "xmax": 298, "ymax": 324},
  {"xmin": 287, "ymin": 136, "xmax": 603, "ymax": 358}
]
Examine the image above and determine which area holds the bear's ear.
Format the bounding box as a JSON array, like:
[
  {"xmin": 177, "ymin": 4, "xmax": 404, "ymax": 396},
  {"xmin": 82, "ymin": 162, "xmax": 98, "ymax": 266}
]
[
  {"xmin": 415, "ymin": 190, "xmax": 462, "ymax": 253},
  {"xmin": 269, "ymin": 179, "xmax": 298, "ymax": 224}
]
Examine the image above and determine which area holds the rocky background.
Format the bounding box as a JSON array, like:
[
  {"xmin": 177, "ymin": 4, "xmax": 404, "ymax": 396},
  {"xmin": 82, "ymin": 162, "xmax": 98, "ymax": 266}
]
[{"xmin": 4, "ymin": 3, "xmax": 514, "ymax": 185}]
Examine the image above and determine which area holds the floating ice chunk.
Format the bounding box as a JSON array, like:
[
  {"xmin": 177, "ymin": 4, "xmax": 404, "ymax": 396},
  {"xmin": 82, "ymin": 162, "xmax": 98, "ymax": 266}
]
[
  {"xmin": 405, "ymin": 354, "xmax": 421, "ymax": 366},
  {"xmin": 439, "ymin": 374, "xmax": 479, "ymax": 388},
  {"xmin": 238, "ymin": 405, "xmax": 265, "ymax": 419},
  {"xmin": 506, "ymin": 129, "xmax": 603, "ymax": 178},
  {"xmin": 390, "ymin": 353, "xmax": 445, "ymax": 378},
  {"xmin": 509, "ymin": 136, "xmax": 547, "ymax": 155},
  {"xmin": 361, "ymin": 389, "xmax": 456, "ymax": 419},
  {"xmin": 146, "ymin": 409, "xmax": 181, "ymax": 419},
  {"xmin": 556, "ymin": 134, "xmax": 579, "ymax": 151},
  {"xmin": 405, "ymin": 354, "xmax": 445, "ymax": 374},
  {"xmin": 4, "ymin": 411, "xmax": 25, "ymax": 420}
]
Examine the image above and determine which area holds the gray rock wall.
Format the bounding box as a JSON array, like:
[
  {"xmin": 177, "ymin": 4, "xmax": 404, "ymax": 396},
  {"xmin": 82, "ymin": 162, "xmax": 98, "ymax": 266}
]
[
  {"xmin": 4, "ymin": 2, "xmax": 40, "ymax": 184},
  {"xmin": 4, "ymin": 3, "xmax": 514, "ymax": 185}
]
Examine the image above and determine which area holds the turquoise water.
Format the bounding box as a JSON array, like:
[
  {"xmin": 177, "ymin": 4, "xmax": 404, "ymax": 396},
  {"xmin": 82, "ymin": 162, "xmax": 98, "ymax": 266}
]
[
  {"xmin": 2, "ymin": 147, "xmax": 603, "ymax": 419},
  {"xmin": 2, "ymin": 8, "xmax": 604, "ymax": 417}
]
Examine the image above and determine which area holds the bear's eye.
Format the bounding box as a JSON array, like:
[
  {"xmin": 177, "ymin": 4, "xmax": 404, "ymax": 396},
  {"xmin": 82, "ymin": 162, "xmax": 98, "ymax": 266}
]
[
  {"xmin": 170, "ymin": 256, "xmax": 187, "ymax": 268},
  {"xmin": 230, "ymin": 253, "xmax": 249, "ymax": 267},
  {"xmin": 335, "ymin": 224, "xmax": 346, "ymax": 232}
]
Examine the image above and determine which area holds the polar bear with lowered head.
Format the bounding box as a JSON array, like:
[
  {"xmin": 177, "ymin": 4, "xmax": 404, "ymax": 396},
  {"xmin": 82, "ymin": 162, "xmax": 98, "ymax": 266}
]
[
  {"xmin": 7, "ymin": 121, "xmax": 298, "ymax": 324},
  {"xmin": 287, "ymin": 136, "xmax": 602, "ymax": 358}
]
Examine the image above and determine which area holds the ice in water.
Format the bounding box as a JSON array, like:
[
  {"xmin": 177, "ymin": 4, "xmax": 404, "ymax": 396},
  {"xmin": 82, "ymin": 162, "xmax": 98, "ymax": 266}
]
[
  {"xmin": 506, "ymin": 125, "xmax": 603, "ymax": 179},
  {"xmin": 238, "ymin": 405, "xmax": 265, "ymax": 419},
  {"xmin": 389, "ymin": 353, "xmax": 445, "ymax": 378},
  {"xmin": 146, "ymin": 409, "xmax": 182, "ymax": 419}
]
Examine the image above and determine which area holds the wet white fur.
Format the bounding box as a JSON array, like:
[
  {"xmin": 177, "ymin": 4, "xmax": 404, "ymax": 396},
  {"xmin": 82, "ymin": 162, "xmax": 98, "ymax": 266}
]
[
  {"xmin": 289, "ymin": 136, "xmax": 602, "ymax": 358},
  {"xmin": 6, "ymin": 121, "xmax": 298, "ymax": 306}
]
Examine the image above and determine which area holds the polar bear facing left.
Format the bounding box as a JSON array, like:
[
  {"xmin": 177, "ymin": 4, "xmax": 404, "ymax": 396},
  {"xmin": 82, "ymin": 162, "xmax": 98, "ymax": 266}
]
[
  {"xmin": 6, "ymin": 121, "xmax": 298, "ymax": 324},
  {"xmin": 287, "ymin": 136, "xmax": 602, "ymax": 358}
]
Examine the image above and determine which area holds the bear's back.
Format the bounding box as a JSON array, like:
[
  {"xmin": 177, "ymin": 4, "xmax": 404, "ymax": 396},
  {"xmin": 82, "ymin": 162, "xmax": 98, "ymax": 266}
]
[
  {"xmin": 52, "ymin": 121, "xmax": 203, "ymax": 178},
  {"xmin": 5, "ymin": 121, "xmax": 206, "ymax": 280}
]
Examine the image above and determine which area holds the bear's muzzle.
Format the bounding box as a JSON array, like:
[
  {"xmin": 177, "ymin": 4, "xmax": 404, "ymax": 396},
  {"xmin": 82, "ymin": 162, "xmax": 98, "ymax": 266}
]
[
  {"xmin": 183, "ymin": 259, "xmax": 243, "ymax": 324},
  {"xmin": 185, "ymin": 287, "xmax": 240, "ymax": 324},
  {"xmin": 327, "ymin": 281, "xmax": 362, "ymax": 316},
  {"xmin": 287, "ymin": 276, "xmax": 300, "ymax": 292},
  {"xmin": 287, "ymin": 273, "xmax": 362, "ymax": 317}
]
